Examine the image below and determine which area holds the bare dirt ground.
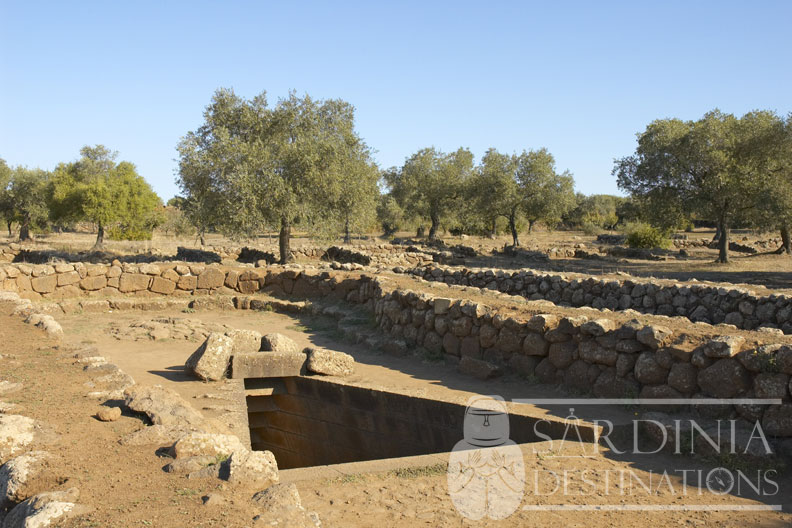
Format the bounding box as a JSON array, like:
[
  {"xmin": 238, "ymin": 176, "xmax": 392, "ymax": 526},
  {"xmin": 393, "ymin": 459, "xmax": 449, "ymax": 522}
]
[{"xmin": 4, "ymin": 303, "xmax": 791, "ymax": 526}]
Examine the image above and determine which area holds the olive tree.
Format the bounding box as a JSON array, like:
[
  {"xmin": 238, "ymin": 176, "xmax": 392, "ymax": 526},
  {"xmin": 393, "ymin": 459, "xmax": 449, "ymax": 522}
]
[
  {"xmin": 386, "ymin": 147, "xmax": 474, "ymax": 240},
  {"xmin": 4, "ymin": 167, "xmax": 51, "ymax": 241},
  {"xmin": 614, "ymin": 109, "xmax": 779, "ymax": 263},
  {"xmin": 0, "ymin": 158, "xmax": 12, "ymax": 236},
  {"xmin": 518, "ymin": 148, "xmax": 576, "ymax": 234},
  {"xmin": 177, "ymin": 89, "xmax": 375, "ymax": 263},
  {"xmin": 50, "ymin": 145, "xmax": 161, "ymax": 249}
]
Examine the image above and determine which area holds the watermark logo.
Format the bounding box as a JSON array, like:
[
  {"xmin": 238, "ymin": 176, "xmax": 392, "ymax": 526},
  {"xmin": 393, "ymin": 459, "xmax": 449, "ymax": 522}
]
[
  {"xmin": 447, "ymin": 396, "xmax": 783, "ymax": 519},
  {"xmin": 447, "ymin": 395, "xmax": 525, "ymax": 520}
]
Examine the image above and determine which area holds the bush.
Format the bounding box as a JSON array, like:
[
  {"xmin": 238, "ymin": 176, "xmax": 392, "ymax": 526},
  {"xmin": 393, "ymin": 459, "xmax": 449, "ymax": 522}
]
[
  {"xmin": 625, "ymin": 223, "xmax": 671, "ymax": 249},
  {"xmin": 580, "ymin": 221, "xmax": 603, "ymax": 236}
]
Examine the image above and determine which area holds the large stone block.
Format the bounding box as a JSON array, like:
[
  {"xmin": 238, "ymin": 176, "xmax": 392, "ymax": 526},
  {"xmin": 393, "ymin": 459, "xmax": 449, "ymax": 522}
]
[
  {"xmin": 197, "ymin": 268, "xmax": 225, "ymax": 289},
  {"xmin": 186, "ymin": 333, "xmax": 235, "ymax": 381},
  {"xmin": 30, "ymin": 275, "xmax": 57, "ymax": 294},
  {"xmin": 79, "ymin": 275, "xmax": 107, "ymax": 291},
  {"xmin": 150, "ymin": 276, "xmax": 176, "ymax": 295},
  {"xmin": 232, "ymin": 351, "xmax": 307, "ymax": 379},
  {"xmin": 119, "ymin": 273, "xmax": 151, "ymax": 293},
  {"xmin": 697, "ymin": 358, "xmax": 752, "ymax": 398},
  {"xmin": 305, "ymin": 347, "xmax": 355, "ymax": 376}
]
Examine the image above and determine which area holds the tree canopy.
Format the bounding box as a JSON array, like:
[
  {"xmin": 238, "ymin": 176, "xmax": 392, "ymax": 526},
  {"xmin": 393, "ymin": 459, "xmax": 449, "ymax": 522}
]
[
  {"xmin": 4, "ymin": 166, "xmax": 51, "ymax": 241},
  {"xmin": 50, "ymin": 145, "xmax": 162, "ymax": 249},
  {"xmin": 385, "ymin": 147, "xmax": 474, "ymax": 240},
  {"xmin": 177, "ymin": 88, "xmax": 377, "ymax": 262},
  {"xmin": 614, "ymin": 109, "xmax": 784, "ymax": 263}
]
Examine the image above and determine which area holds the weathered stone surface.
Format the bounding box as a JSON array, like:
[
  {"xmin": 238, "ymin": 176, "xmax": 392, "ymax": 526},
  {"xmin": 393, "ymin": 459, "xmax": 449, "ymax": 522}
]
[
  {"xmin": 119, "ymin": 273, "xmax": 150, "ymax": 293},
  {"xmin": 224, "ymin": 450, "xmax": 279, "ymax": 486},
  {"xmin": 0, "ymin": 415, "xmax": 37, "ymax": 462},
  {"xmin": 633, "ymin": 352, "xmax": 669, "ymax": 385},
  {"xmin": 30, "ymin": 275, "xmax": 57, "ymax": 294},
  {"xmin": 525, "ymin": 313, "xmax": 558, "ymax": 333},
  {"xmin": 522, "ymin": 333, "xmax": 548, "ymax": 356},
  {"xmin": 753, "ymin": 372, "xmax": 790, "ymax": 399},
  {"xmin": 578, "ymin": 340, "xmax": 618, "ymax": 366},
  {"xmin": 459, "ymin": 336, "xmax": 480, "ymax": 358},
  {"xmin": 697, "ymin": 358, "xmax": 752, "ymax": 398},
  {"xmin": 197, "ymin": 268, "xmax": 225, "ymax": 289},
  {"xmin": 703, "ymin": 335, "xmax": 746, "ymax": 358},
  {"xmin": 458, "ymin": 356, "xmax": 501, "ymax": 380},
  {"xmin": 123, "ymin": 385, "xmax": 205, "ymax": 428},
  {"xmin": 581, "ymin": 319, "xmax": 614, "ymax": 337},
  {"xmin": 305, "ymin": 348, "xmax": 354, "ymax": 376},
  {"xmin": 737, "ymin": 344, "xmax": 783, "ymax": 372},
  {"xmin": 56, "ymin": 272, "xmax": 80, "ymax": 287},
  {"xmin": 172, "ymin": 432, "xmax": 246, "ymax": 459},
  {"xmin": 96, "ymin": 407, "xmax": 122, "ymax": 422},
  {"xmin": 495, "ymin": 327, "xmax": 522, "ymax": 353},
  {"xmin": 0, "ymin": 381, "xmax": 22, "ymax": 397},
  {"xmin": 79, "ymin": 275, "xmax": 107, "ymax": 291},
  {"xmin": 24, "ymin": 314, "xmax": 63, "ymax": 337},
  {"xmin": 636, "ymin": 325, "xmax": 672, "ymax": 349},
  {"xmin": 593, "ymin": 370, "xmax": 639, "ymax": 398},
  {"xmin": 177, "ymin": 275, "xmax": 198, "ymax": 291},
  {"xmin": 261, "ymin": 333, "xmax": 299, "ymax": 354},
  {"xmin": 2, "ymin": 487, "xmax": 79, "ymax": 528},
  {"xmin": 0, "ymin": 451, "xmax": 51, "ymax": 507},
  {"xmin": 163, "ymin": 456, "xmax": 217, "ymax": 475},
  {"xmin": 667, "ymin": 363, "xmax": 698, "ymax": 394},
  {"xmin": 150, "ymin": 277, "xmax": 176, "ymax": 295},
  {"xmin": 252, "ymin": 482, "xmax": 301, "ymax": 511},
  {"xmin": 186, "ymin": 333, "xmax": 235, "ymax": 381},
  {"xmin": 508, "ymin": 354, "xmax": 539, "ymax": 377},
  {"xmin": 222, "ymin": 329, "xmax": 262, "ymax": 354},
  {"xmin": 232, "ymin": 351, "xmax": 307, "ymax": 379},
  {"xmin": 762, "ymin": 404, "xmax": 792, "ymax": 436},
  {"xmin": 548, "ymin": 342, "xmax": 576, "ymax": 369},
  {"xmin": 433, "ymin": 298, "xmax": 451, "ymax": 315},
  {"xmin": 139, "ymin": 263, "xmax": 161, "ymax": 275},
  {"xmin": 777, "ymin": 346, "xmax": 792, "ymax": 374}
]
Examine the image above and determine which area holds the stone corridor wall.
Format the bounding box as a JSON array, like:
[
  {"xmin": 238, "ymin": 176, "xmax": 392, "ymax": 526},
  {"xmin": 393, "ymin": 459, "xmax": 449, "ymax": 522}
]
[
  {"xmin": 1, "ymin": 261, "xmax": 790, "ymax": 437},
  {"xmin": 396, "ymin": 266, "xmax": 792, "ymax": 334}
]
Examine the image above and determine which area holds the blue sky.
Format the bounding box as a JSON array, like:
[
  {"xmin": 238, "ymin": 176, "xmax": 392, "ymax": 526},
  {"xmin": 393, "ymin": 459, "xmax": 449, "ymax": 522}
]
[{"xmin": 1, "ymin": 1, "xmax": 790, "ymax": 200}]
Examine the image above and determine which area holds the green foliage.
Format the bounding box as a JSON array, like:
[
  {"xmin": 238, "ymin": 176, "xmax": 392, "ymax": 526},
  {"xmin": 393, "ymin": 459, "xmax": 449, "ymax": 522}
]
[
  {"xmin": 177, "ymin": 88, "xmax": 375, "ymax": 260},
  {"xmin": 376, "ymin": 194, "xmax": 404, "ymax": 237},
  {"xmin": 50, "ymin": 145, "xmax": 161, "ymax": 247},
  {"xmin": 3, "ymin": 165, "xmax": 52, "ymax": 239},
  {"xmin": 564, "ymin": 194, "xmax": 624, "ymax": 229},
  {"xmin": 158, "ymin": 206, "xmax": 196, "ymax": 237},
  {"xmin": 385, "ymin": 147, "xmax": 474, "ymax": 240},
  {"xmin": 624, "ymin": 223, "xmax": 671, "ymax": 249},
  {"xmin": 614, "ymin": 109, "xmax": 784, "ymax": 262},
  {"xmin": 518, "ymin": 148, "xmax": 576, "ymax": 231}
]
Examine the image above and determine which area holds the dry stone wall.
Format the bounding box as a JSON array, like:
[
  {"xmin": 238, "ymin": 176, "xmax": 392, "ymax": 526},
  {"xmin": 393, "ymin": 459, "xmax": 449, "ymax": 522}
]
[
  {"xmin": 395, "ymin": 265, "xmax": 792, "ymax": 334},
  {"xmin": 2, "ymin": 261, "xmax": 791, "ymax": 438}
]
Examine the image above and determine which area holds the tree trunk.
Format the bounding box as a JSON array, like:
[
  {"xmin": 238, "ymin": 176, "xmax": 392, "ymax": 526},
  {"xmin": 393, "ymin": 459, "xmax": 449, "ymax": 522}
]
[
  {"xmin": 528, "ymin": 220, "xmax": 535, "ymax": 234},
  {"xmin": 92, "ymin": 224, "xmax": 105, "ymax": 250},
  {"xmin": 488, "ymin": 219, "xmax": 496, "ymax": 239},
  {"xmin": 715, "ymin": 218, "xmax": 729, "ymax": 264},
  {"xmin": 199, "ymin": 231, "xmax": 206, "ymax": 246},
  {"xmin": 6, "ymin": 221, "xmax": 12, "ymax": 237},
  {"xmin": 509, "ymin": 213, "xmax": 520, "ymax": 247},
  {"xmin": 416, "ymin": 226, "xmax": 425, "ymax": 238},
  {"xmin": 18, "ymin": 220, "xmax": 31, "ymax": 241},
  {"xmin": 712, "ymin": 225, "xmax": 721, "ymax": 243},
  {"xmin": 775, "ymin": 225, "xmax": 792, "ymax": 255},
  {"xmin": 428, "ymin": 214, "xmax": 440, "ymax": 241},
  {"xmin": 344, "ymin": 217, "xmax": 351, "ymax": 244},
  {"xmin": 279, "ymin": 217, "xmax": 292, "ymax": 265}
]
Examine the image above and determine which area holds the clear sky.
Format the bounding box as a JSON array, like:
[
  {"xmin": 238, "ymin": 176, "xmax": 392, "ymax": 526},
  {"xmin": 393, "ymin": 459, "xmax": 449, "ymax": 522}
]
[{"xmin": 1, "ymin": 1, "xmax": 790, "ymax": 200}]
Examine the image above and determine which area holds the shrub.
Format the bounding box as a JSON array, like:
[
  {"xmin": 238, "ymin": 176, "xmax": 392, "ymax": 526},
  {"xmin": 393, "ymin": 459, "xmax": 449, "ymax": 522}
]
[
  {"xmin": 580, "ymin": 221, "xmax": 603, "ymax": 236},
  {"xmin": 625, "ymin": 223, "xmax": 671, "ymax": 249}
]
